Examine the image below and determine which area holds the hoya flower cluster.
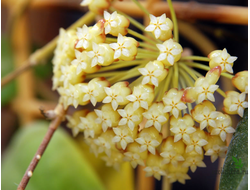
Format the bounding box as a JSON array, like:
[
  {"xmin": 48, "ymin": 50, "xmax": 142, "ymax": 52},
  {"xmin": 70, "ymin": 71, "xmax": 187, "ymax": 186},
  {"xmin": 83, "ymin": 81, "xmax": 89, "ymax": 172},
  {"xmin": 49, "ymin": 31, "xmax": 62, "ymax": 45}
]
[{"xmin": 52, "ymin": 3, "xmax": 248, "ymax": 184}]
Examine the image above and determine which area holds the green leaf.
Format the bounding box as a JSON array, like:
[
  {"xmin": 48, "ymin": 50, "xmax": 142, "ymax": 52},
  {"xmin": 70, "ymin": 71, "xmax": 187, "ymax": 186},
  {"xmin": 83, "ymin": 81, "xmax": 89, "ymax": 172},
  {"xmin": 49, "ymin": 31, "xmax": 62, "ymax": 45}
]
[
  {"xmin": 232, "ymin": 156, "xmax": 238, "ymax": 163},
  {"xmin": 1, "ymin": 121, "xmax": 106, "ymax": 190},
  {"xmin": 1, "ymin": 35, "xmax": 17, "ymax": 106},
  {"xmin": 219, "ymin": 109, "xmax": 248, "ymax": 190}
]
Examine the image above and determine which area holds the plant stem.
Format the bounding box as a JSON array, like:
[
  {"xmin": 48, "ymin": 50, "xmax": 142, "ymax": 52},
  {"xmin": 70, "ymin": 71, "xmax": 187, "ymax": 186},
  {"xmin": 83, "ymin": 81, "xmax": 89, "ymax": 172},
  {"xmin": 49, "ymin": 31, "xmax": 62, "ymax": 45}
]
[
  {"xmin": 183, "ymin": 61, "xmax": 235, "ymax": 79},
  {"xmin": 17, "ymin": 104, "xmax": 65, "ymax": 190},
  {"xmin": 127, "ymin": 29, "xmax": 156, "ymax": 45},
  {"xmin": 157, "ymin": 67, "xmax": 173, "ymax": 101},
  {"xmin": 130, "ymin": 0, "xmax": 150, "ymax": 16},
  {"xmin": 173, "ymin": 62, "xmax": 179, "ymax": 88},
  {"xmin": 1, "ymin": 62, "xmax": 30, "ymax": 87},
  {"xmin": 167, "ymin": 0, "xmax": 179, "ymax": 42},
  {"xmin": 181, "ymin": 56, "xmax": 210, "ymax": 62},
  {"xmin": 1, "ymin": 11, "xmax": 96, "ymax": 87}
]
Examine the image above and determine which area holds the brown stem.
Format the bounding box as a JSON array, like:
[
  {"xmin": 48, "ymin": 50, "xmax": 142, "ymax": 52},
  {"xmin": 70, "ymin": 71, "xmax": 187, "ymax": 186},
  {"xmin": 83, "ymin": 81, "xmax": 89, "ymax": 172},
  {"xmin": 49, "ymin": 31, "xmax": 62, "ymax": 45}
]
[
  {"xmin": 29, "ymin": 0, "xmax": 248, "ymax": 25},
  {"xmin": 17, "ymin": 104, "xmax": 65, "ymax": 190},
  {"xmin": 1, "ymin": 62, "xmax": 30, "ymax": 87}
]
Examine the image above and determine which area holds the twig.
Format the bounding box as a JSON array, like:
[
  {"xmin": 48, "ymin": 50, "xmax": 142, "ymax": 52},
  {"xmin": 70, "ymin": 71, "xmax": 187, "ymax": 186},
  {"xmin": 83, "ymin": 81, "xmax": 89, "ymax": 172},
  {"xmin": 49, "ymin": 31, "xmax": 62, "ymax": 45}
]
[
  {"xmin": 1, "ymin": 11, "xmax": 95, "ymax": 87},
  {"xmin": 17, "ymin": 104, "xmax": 65, "ymax": 190},
  {"xmin": 29, "ymin": 0, "xmax": 248, "ymax": 25},
  {"xmin": 1, "ymin": 62, "xmax": 31, "ymax": 87},
  {"xmin": 112, "ymin": 1, "xmax": 247, "ymax": 25}
]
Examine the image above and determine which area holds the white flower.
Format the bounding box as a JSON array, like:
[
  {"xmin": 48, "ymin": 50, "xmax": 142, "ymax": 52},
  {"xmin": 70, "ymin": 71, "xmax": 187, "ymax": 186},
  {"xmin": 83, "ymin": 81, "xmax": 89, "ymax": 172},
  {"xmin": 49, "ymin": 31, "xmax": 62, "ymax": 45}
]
[
  {"xmin": 103, "ymin": 87, "xmax": 124, "ymax": 110},
  {"xmin": 66, "ymin": 115, "xmax": 83, "ymax": 137},
  {"xmin": 87, "ymin": 42, "xmax": 105, "ymax": 67},
  {"xmin": 109, "ymin": 34, "xmax": 131, "ymax": 59},
  {"xmin": 213, "ymin": 48, "xmax": 237, "ymax": 73},
  {"xmin": 123, "ymin": 152, "xmax": 145, "ymax": 168},
  {"xmin": 156, "ymin": 39, "xmax": 182, "ymax": 65},
  {"xmin": 135, "ymin": 134, "xmax": 160, "ymax": 155},
  {"xmin": 160, "ymin": 150, "xmax": 184, "ymax": 167},
  {"xmin": 94, "ymin": 137, "xmax": 111, "ymax": 157},
  {"xmin": 143, "ymin": 111, "xmax": 167, "ymax": 132},
  {"xmin": 112, "ymin": 127, "xmax": 134, "ymax": 150},
  {"xmin": 185, "ymin": 139, "xmax": 208, "ymax": 155},
  {"xmin": 163, "ymin": 96, "xmax": 187, "ymax": 119},
  {"xmin": 229, "ymin": 92, "xmax": 248, "ymax": 117},
  {"xmin": 81, "ymin": 83, "xmax": 99, "ymax": 106},
  {"xmin": 117, "ymin": 109, "xmax": 139, "ymax": 131},
  {"xmin": 79, "ymin": 117, "xmax": 95, "ymax": 138},
  {"xmin": 145, "ymin": 14, "xmax": 170, "ymax": 39},
  {"xmin": 76, "ymin": 24, "xmax": 91, "ymax": 49},
  {"xmin": 104, "ymin": 11, "xmax": 118, "ymax": 34},
  {"xmin": 138, "ymin": 62, "xmax": 163, "ymax": 86},
  {"xmin": 64, "ymin": 84, "xmax": 80, "ymax": 108},
  {"xmin": 182, "ymin": 156, "xmax": 206, "ymax": 173},
  {"xmin": 126, "ymin": 86, "xmax": 149, "ymax": 110},
  {"xmin": 194, "ymin": 106, "xmax": 220, "ymax": 130},
  {"xmin": 144, "ymin": 166, "xmax": 166, "ymax": 180},
  {"xmin": 71, "ymin": 50, "xmax": 87, "ymax": 75},
  {"xmin": 205, "ymin": 145, "xmax": 228, "ymax": 163},
  {"xmin": 59, "ymin": 65, "xmax": 74, "ymax": 87},
  {"xmin": 94, "ymin": 109, "xmax": 112, "ymax": 132},
  {"xmin": 168, "ymin": 172, "xmax": 191, "ymax": 184},
  {"xmin": 195, "ymin": 79, "xmax": 219, "ymax": 103},
  {"xmin": 210, "ymin": 117, "xmax": 235, "ymax": 142},
  {"xmin": 170, "ymin": 124, "xmax": 196, "ymax": 143}
]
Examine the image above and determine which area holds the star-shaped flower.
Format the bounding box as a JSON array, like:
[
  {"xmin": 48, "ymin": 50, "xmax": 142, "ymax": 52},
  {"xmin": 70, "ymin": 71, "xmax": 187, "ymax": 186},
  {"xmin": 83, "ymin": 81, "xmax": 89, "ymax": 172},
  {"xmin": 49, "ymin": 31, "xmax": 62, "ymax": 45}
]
[
  {"xmin": 228, "ymin": 92, "xmax": 248, "ymax": 117},
  {"xmin": 195, "ymin": 79, "xmax": 219, "ymax": 103},
  {"xmin": 160, "ymin": 150, "xmax": 184, "ymax": 167},
  {"xmin": 112, "ymin": 127, "xmax": 134, "ymax": 150},
  {"xmin": 142, "ymin": 103, "xmax": 168, "ymax": 132},
  {"xmin": 144, "ymin": 166, "xmax": 167, "ymax": 180},
  {"xmin": 81, "ymin": 83, "xmax": 99, "ymax": 106},
  {"xmin": 94, "ymin": 136, "xmax": 111, "ymax": 157},
  {"xmin": 59, "ymin": 65, "xmax": 75, "ymax": 87},
  {"xmin": 209, "ymin": 48, "xmax": 237, "ymax": 73},
  {"xmin": 71, "ymin": 50, "xmax": 87, "ymax": 75},
  {"xmin": 101, "ymin": 151, "xmax": 124, "ymax": 171},
  {"xmin": 66, "ymin": 114, "xmax": 83, "ymax": 137},
  {"xmin": 123, "ymin": 152, "xmax": 145, "ymax": 168},
  {"xmin": 135, "ymin": 134, "xmax": 160, "ymax": 155},
  {"xmin": 87, "ymin": 42, "xmax": 105, "ymax": 67},
  {"xmin": 182, "ymin": 156, "xmax": 206, "ymax": 173},
  {"xmin": 76, "ymin": 24, "xmax": 91, "ymax": 49},
  {"xmin": 138, "ymin": 62, "xmax": 163, "ymax": 87},
  {"xmin": 79, "ymin": 117, "xmax": 95, "ymax": 138},
  {"xmin": 117, "ymin": 108, "xmax": 140, "ymax": 130},
  {"xmin": 168, "ymin": 172, "xmax": 191, "ymax": 184},
  {"xmin": 94, "ymin": 109, "xmax": 112, "ymax": 132},
  {"xmin": 185, "ymin": 138, "xmax": 208, "ymax": 155},
  {"xmin": 156, "ymin": 39, "xmax": 182, "ymax": 66},
  {"xmin": 103, "ymin": 87, "xmax": 124, "ymax": 110},
  {"xmin": 145, "ymin": 14, "xmax": 170, "ymax": 39},
  {"xmin": 103, "ymin": 11, "xmax": 118, "ymax": 34},
  {"xmin": 192, "ymin": 102, "xmax": 220, "ymax": 130},
  {"xmin": 126, "ymin": 86, "xmax": 149, "ymax": 110},
  {"xmin": 210, "ymin": 114, "xmax": 235, "ymax": 142},
  {"xmin": 109, "ymin": 34, "xmax": 134, "ymax": 59},
  {"xmin": 205, "ymin": 145, "xmax": 228, "ymax": 163},
  {"xmin": 64, "ymin": 84, "xmax": 80, "ymax": 108},
  {"xmin": 163, "ymin": 89, "xmax": 187, "ymax": 118}
]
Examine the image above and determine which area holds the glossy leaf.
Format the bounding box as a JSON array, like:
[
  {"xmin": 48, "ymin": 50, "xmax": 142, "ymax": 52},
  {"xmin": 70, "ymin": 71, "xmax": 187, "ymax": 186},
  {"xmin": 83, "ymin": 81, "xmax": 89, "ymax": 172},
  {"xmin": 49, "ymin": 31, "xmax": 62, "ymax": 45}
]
[
  {"xmin": 1, "ymin": 121, "xmax": 105, "ymax": 190},
  {"xmin": 219, "ymin": 109, "xmax": 248, "ymax": 190}
]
